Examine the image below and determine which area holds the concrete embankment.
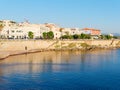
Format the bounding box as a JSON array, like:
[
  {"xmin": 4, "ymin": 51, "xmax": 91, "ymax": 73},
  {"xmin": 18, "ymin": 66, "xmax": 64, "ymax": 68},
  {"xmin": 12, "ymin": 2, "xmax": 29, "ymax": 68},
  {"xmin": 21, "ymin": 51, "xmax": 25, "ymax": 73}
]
[{"xmin": 0, "ymin": 39, "xmax": 120, "ymax": 60}]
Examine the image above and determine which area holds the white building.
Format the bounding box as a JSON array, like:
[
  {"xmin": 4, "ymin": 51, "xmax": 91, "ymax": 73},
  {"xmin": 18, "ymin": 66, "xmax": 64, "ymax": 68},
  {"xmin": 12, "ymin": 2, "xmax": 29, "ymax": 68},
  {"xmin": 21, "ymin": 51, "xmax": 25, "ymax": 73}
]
[
  {"xmin": 0, "ymin": 20, "xmax": 101, "ymax": 39},
  {"xmin": 0, "ymin": 20, "xmax": 51, "ymax": 39},
  {"xmin": 60, "ymin": 28, "xmax": 83, "ymax": 36}
]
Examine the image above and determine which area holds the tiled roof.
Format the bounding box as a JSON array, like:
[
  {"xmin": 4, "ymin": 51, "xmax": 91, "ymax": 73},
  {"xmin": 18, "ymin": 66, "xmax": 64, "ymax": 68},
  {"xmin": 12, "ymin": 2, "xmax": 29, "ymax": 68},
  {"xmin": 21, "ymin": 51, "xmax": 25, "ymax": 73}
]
[{"xmin": 82, "ymin": 28, "xmax": 100, "ymax": 31}]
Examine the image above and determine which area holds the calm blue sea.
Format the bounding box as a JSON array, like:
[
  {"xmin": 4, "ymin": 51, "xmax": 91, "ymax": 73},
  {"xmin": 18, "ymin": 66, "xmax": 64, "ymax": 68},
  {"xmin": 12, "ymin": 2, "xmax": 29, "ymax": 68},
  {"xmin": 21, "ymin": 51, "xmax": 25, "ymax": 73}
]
[{"xmin": 0, "ymin": 49, "xmax": 120, "ymax": 90}]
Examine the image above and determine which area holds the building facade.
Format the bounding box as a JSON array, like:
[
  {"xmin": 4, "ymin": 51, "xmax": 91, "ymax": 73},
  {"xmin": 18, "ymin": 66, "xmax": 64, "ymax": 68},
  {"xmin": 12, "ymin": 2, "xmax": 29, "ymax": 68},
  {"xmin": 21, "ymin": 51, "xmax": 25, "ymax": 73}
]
[{"xmin": 0, "ymin": 20, "xmax": 101, "ymax": 39}]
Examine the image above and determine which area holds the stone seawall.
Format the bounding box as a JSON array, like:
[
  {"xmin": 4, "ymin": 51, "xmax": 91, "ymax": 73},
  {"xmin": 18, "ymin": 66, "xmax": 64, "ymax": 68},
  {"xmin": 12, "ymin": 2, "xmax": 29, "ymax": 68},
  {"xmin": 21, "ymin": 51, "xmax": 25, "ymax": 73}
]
[
  {"xmin": 0, "ymin": 39, "xmax": 120, "ymax": 51},
  {"xmin": 0, "ymin": 39, "xmax": 120, "ymax": 59},
  {"xmin": 0, "ymin": 40, "xmax": 56, "ymax": 51}
]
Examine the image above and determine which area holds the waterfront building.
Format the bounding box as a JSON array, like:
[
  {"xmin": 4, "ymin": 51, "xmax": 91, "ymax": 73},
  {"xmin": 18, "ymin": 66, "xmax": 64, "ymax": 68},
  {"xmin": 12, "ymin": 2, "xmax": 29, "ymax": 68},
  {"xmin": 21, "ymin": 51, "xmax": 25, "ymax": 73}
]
[
  {"xmin": 0, "ymin": 20, "xmax": 101, "ymax": 39},
  {"xmin": 82, "ymin": 28, "xmax": 101, "ymax": 35},
  {"xmin": 45, "ymin": 23, "xmax": 61, "ymax": 39},
  {"xmin": 82, "ymin": 28, "xmax": 101, "ymax": 39},
  {"xmin": 0, "ymin": 20, "xmax": 50, "ymax": 39}
]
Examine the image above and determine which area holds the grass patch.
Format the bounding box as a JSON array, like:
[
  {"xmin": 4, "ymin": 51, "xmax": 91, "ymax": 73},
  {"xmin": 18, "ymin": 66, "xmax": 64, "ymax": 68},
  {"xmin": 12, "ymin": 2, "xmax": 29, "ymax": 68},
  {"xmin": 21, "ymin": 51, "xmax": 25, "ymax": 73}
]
[
  {"xmin": 68, "ymin": 43, "xmax": 76, "ymax": 48},
  {"xmin": 81, "ymin": 43, "xmax": 89, "ymax": 48}
]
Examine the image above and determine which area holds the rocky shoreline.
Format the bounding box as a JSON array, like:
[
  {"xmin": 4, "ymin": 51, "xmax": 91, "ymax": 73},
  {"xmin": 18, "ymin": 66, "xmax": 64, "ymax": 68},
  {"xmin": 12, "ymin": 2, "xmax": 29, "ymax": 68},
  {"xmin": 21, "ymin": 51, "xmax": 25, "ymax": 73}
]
[{"xmin": 0, "ymin": 39, "xmax": 120, "ymax": 60}]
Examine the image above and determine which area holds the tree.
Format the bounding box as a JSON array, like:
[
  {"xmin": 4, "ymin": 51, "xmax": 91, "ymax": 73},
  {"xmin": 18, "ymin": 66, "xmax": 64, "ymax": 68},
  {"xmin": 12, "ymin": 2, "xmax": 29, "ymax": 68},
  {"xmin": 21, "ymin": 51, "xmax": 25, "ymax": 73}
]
[
  {"xmin": 85, "ymin": 34, "xmax": 91, "ymax": 39},
  {"xmin": 104, "ymin": 35, "xmax": 112, "ymax": 40},
  {"xmin": 28, "ymin": 31, "xmax": 34, "ymax": 39},
  {"xmin": 43, "ymin": 31, "xmax": 54, "ymax": 39},
  {"xmin": 69, "ymin": 35, "xmax": 73, "ymax": 39},
  {"xmin": 113, "ymin": 36, "xmax": 118, "ymax": 39},
  {"xmin": 100, "ymin": 35, "xmax": 104, "ymax": 39},
  {"xmin": 73, "ymin": 34, "xmax": 79, "ymax": 39},
  {"xmin": 61, "ymin": 35, "xmax": 69, "ymax": 39},
  {"xmin": 47, "ymin": 31, "xmax": 54, "ymax": 39},
  {"xmin": 43, "ymin": 32, "xmax": 47, "ymax": 39},
  {"xmin": 79, "ymin": 33, "xmax": 86, "ymax": 39}
]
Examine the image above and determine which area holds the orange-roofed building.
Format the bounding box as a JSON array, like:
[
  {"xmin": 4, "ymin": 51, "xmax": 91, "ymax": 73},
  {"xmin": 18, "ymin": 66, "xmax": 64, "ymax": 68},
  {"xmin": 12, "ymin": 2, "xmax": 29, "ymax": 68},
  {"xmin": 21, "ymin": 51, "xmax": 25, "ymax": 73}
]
[{"xmin": 82, "ymin": 28, "xmax": 101, "ymax": 36}]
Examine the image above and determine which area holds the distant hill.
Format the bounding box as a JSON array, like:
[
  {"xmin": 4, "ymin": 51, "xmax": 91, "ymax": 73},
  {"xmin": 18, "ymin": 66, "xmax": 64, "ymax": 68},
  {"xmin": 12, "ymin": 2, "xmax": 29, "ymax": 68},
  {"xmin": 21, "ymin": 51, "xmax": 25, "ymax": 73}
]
[
  {"xmin": 112, "ymin": 33, "xmax": 120, "ymax": 36},
  {"xmin": 102, "ymin": 33, "xmax": 120, "ymax": 36}
]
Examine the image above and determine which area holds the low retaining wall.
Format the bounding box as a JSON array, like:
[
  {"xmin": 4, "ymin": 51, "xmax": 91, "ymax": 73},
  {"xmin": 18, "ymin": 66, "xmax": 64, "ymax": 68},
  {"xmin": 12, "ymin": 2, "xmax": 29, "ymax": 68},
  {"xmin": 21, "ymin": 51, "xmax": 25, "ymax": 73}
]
[{"xmin": 0, "ymin": 39, "xmax": 120, "ymax": 51}]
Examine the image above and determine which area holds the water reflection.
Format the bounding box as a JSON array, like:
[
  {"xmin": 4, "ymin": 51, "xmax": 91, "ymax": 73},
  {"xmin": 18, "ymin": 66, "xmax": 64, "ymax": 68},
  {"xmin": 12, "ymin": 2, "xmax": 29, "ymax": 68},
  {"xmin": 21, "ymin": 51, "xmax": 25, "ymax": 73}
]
[
  {"xmin": 0, "ymin": 49, "xmax": 120, "ymax": 89},
  {"xmin": 0, "ymin": 50, "xmax": 118, "ymax": 75}
]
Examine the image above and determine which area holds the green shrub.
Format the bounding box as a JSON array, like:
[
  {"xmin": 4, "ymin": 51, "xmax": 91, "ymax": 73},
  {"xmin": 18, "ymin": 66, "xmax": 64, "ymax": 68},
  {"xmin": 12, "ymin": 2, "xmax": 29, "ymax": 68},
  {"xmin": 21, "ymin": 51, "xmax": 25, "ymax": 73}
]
[{"xmin": 81, "ymin": 43, "xmax": 89, "ymax": 48}]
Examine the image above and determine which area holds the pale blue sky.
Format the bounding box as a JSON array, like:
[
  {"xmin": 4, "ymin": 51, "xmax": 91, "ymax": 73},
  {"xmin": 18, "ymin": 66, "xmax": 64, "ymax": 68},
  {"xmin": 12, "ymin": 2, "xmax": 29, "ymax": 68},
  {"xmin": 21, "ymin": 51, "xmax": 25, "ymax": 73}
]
[{"xmin": 0, "ymin": 0, "xmax": 120, "ymax": 33}]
